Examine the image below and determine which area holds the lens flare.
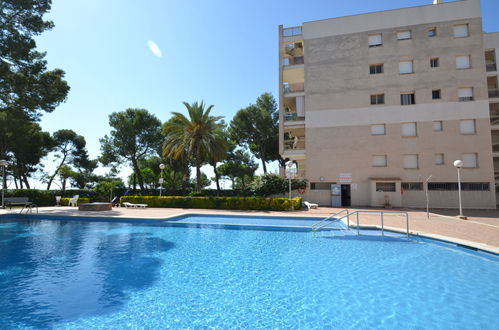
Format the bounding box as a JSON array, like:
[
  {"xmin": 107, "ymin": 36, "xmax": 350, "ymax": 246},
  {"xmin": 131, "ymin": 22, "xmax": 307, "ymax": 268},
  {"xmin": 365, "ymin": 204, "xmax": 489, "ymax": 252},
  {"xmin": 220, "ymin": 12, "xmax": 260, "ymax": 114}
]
[{"xmin": 147, "ymin": 40, "xmax": 162, "ymax": 57}]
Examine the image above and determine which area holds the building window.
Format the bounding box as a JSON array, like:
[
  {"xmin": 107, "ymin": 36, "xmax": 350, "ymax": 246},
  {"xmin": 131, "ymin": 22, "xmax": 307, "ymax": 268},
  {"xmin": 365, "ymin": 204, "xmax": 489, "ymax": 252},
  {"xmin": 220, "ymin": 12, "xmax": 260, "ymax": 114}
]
[
  {"xmin": 372, "ymin": 155, "xmax": 387, "ymax": 167},
  {"xmin": 402, "ymin": 182, "xmax": 423, "ymax": 191},
  {"xmin": 397, "ymin": 30, "xmax": 411, "ymax": 40},
  {"xmin": 403, "ymin": 154, "xmax": 419, "ymax": 169},
  {"xmin": 370, "ymin": 94, "xmax": 385, "ymax": 105},
  {"xmin": 458, "ymin": 87, "xmax": 474, "ymax": 102},
  {"xmin": 310, "ymin": 182, "xmax": 336, "ymax": 190},
  {"xmin": 401, "ymin": 92, "xmax": 415, "ymax": 105},
  {"xmin": 399, "ymin": 61, "xmax": 414, "ymax": 74},
  {"xmin": 430, "ymin": 57, "xmax": 439, "ymax": 68},
  {"xmin": 428, "ymin": 182, "xmax": 489, "ymax": 191},
  {"xmin": 428, "ymin": 27, "xmax": 437, "ymax": 37},
  {"xmin": 456, "ymin": 55, "xmax": 471, "ymax": 69},
  {"xmin": 462, "ymin": 153, "xmax": 478, "ymax": 168},
  {"xmin": 432, "ymin": 89, "xmax": 441, "ymax": 99},
  {"xmin": 453, "ymin": 24, "xmax": 469, "ymax": 38},
  {"xmin": 433, "ymin": 120, "xmax": 443, "ymax": 131},
  {"xmin": 371, "ymin": 124, "xmax": 386, "ymax": 135},
  {"xmin": 376, "ymin": 182, "xmax": 396, "ymax": 192},
  {"xmin": 460, "ymin": 119, "xmax": 476, "ymax": 134},
  {"xmin": 435, "ymin": 153, "xmax": 445, "ymax": 165},
  {"xmin": 368, "ymin": 34, "xmax": 382, "ymax": 47},
  {"xmin": 369, "ymin": 64, "xmax": 383, "ymax": 74},
  {"xmin": 401, "ymin": 122, "xmax": 417, "ymax": 137}
]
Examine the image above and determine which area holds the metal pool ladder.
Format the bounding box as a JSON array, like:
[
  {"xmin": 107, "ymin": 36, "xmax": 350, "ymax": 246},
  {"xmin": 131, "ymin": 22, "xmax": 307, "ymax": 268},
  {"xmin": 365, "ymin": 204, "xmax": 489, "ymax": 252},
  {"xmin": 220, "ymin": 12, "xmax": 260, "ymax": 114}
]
[{"xmin": 312, "ymin": 210, "xmax": 410, "ymax": 238}]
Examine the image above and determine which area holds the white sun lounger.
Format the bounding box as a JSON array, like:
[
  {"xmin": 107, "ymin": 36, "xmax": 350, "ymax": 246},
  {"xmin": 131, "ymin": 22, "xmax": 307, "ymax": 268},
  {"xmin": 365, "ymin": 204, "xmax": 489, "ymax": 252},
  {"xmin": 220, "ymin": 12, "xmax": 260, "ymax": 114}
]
[
  {"xmin": 122, "ymin": 202, "xmax": 148, "ymax": 208},
  {"xmin": 304, "ymin": 201, "xmax": 319, "ymax": 210}
]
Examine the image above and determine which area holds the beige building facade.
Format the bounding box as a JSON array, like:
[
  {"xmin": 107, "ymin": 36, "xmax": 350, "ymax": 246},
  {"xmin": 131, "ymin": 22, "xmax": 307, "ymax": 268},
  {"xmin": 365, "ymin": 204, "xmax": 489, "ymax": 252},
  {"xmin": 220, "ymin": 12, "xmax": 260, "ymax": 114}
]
[{"xmin": 279, "ymin": 0, "xmax": 498, "ymax": 209}]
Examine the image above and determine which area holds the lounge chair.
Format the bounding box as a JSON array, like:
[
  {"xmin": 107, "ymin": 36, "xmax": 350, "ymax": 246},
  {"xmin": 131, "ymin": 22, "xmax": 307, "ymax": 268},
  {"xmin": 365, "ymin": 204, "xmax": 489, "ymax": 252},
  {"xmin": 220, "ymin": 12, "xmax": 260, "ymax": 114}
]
[
  {"xmin": 122, "ymin": 202, "xmax": 148, "ymax": 208},
  {"xmin": 304, "ymin": 201, "xmax": 319, "ymax": 210},
  {"xmin": 68, "ymin": 195, "xmax": 79, "ymax": 207}
]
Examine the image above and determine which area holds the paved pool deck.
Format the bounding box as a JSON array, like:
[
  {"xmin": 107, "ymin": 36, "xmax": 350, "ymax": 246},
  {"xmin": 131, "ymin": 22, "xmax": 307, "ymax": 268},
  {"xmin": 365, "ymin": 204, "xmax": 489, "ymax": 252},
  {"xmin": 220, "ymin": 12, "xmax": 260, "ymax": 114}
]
[{"xmin": 1, "ymin": 205, "xmax": 498, "ymax": 253}]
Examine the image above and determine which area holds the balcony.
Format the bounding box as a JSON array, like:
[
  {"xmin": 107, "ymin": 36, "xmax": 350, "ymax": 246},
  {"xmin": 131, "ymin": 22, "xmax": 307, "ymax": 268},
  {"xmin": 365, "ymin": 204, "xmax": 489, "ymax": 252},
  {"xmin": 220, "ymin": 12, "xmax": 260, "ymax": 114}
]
[
  {"xmin": 283, "ymin": 83, "xmax": 304, "ymax": 94},
  {"xmin": 283, "ymin": 26, "xmax": 302, "ymax": 37},
  {"xmin": 491, "ymin": 103, "xmax": 499, "ymax": 126},
  {"xmin": 488, "ymin": 76, "xmax": 498, "ymax": 99},
  {"xmin": 485, "ymin": 50, "xmax": 497, "ymax": 72},
  {"xmin": 492, "ymin": 132, "xmax": 499, "ymax": 152},
  {"xmin": 284, "ymin": 112, "xmax": 305, "ymax": 122},
  {"xmin": 283, "ymin": 56, "xmax": 304, "ymax": 66},
  {"xmin": 284, "ymin": 137, "xmax": 305, "ymax": 150},
  {"xmin": 489, "ymin": 89, "xmax": 499, "ymax": 99}
]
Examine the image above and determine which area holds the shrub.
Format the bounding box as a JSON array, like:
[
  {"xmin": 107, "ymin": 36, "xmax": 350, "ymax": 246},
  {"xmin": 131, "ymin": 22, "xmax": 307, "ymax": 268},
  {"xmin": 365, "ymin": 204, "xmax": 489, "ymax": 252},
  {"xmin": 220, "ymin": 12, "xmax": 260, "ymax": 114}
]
[
  {"xmin": 120, "ymin": 196, "xmax": 302, "ymax": 211},
  {"xmin": 249, "ymin": 173, "xmax": 308, "ymax": 197},
  {"xmin": 4, "ymin": 189, "xmax": 96, "ymax": 206},
  {"xmin": 60, "ymin": 197, "xmax": 92, "ymax": 206}
]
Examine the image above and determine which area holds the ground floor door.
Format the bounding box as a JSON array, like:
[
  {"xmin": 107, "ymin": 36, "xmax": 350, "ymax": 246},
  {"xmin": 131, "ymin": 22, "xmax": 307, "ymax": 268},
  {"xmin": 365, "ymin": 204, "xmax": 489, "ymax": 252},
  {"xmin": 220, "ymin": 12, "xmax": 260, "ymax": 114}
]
[{"xmin": 341, "ymin": 184, "xmax": 351, "ymax": 207}]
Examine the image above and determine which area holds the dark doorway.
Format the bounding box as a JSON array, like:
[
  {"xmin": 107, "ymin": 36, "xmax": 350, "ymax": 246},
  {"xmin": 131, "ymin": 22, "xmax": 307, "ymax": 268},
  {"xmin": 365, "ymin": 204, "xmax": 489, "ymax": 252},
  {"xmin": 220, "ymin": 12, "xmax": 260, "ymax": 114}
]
[{"xmin": 341, "ymin": 184, "xmax": 351, "ymax": 207}]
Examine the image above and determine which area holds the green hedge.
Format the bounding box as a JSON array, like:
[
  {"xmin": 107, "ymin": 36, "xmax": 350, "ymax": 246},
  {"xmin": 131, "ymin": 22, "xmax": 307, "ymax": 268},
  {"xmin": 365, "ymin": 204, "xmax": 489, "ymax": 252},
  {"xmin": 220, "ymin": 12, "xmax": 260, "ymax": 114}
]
[
  {"xmin": 120, "ymin": 196, "xmax": 302, "ymax": 211},
  {"xmin": 60, "ymin": 197, "xmax": 92, "ymax": 206},
  {"xmin": 4, "ymin": 190, "xmax": 96, "ymax": 207}
]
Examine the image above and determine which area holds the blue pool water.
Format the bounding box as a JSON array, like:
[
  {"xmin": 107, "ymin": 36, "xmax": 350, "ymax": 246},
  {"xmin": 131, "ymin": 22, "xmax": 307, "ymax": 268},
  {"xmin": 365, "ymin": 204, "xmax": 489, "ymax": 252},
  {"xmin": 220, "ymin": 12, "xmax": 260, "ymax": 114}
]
[{"xmin": 0, "ymin": 217, "xmax": 498, "ymax": 329}]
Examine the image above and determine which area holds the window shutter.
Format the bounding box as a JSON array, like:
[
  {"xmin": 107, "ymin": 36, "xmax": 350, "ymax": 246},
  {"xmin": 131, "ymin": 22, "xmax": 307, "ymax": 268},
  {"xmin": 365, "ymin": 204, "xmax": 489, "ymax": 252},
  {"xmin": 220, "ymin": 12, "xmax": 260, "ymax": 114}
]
[
  {"xmin": 368, "ymin": 34, "xmax": 382, "ymax": 46},
  {"xmin": 399, "ymin": 61, "xmax": 413, "ymax": 74},
  {"xmin": 296, "ymin": 96, "xmax": 305, "ymax": 117},
  {"xmin": 453, "ymin": 24, "xmax": 469, "ymax": 37},
  {"xmin": 458, "ymin": 87, "xmax": 473, "ymax": 98},
  {"xmin": 462, "ymin": 153, "xmax": 477, "ymax": 168},
  {"xmin": 460, "ymin": 119, "xmax": 476, "ymax": 134},
  {"xmin": 435, "ymin": 153, "xmax": 444, "ymax": 165},
  {"xmin": 403, "ymin": 155, "xmax": 418, "ymax": 169},
  {"xmin": 402, "ymin": 123, "xmax": 417, "ymax": 136},
  {"xmin": 371, "ymin": 124, "xmax": 385, "ymax": 135},
  {"xmin": 372, "ymin": 155, "xmax": 387, "ymax": 167},
  {"xmin": 433, "ymin": 121, "xmax": 443, "ymax": 131},
  {"xmin": 397, "ymin": 31, "xmax": 411, "ymax": 39},
  {"xmin": 456, "ymin": 55, "xmax": 471, "ymax": 69}
]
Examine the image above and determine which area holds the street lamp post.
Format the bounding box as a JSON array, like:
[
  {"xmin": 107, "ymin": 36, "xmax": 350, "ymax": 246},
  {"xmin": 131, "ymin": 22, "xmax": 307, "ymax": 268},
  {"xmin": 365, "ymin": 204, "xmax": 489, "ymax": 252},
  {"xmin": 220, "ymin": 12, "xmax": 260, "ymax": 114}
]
[
  {"xmin": 453, "ymin": 160, "xmax": 466, "ymax": 219},
  {"xmin": 159, "ymin": 163, "xmax": 165, "ymax": 197},
  {"xmin": 0, "ymin": 160, "xmax": 8, "ymax": 209}
]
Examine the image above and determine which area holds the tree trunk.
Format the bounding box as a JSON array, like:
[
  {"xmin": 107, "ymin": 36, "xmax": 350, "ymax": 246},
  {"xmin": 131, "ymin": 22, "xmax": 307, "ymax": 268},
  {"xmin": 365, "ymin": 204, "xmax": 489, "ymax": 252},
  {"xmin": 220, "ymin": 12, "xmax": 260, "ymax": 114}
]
[
  {"xmin": 132, "ymin": 173, "xmax": 137, "ymax": 194},
  {"xmin": 195, "ymin": 147, "xmax": 201, "ymax": 191},
  {"xmin": 14, "ymin": 176, "xmax": 19, "ymax": 189},
  {"xmin": 131, "ymin": 158, "xmax": 145, "ymax": 194},
  {"xmin": 62, "ymin": 178, "xmax": 66, "ymax": 191},
  {"xmin": 47, "ymin": 153, "xmax": 68, "ymax": 190},
  {"xmin": 261, "ymin": 158, "xmax": 267, "ymax": 174},
  {"xmin": 23, "ymin": 175, "xmax": 30, "ymax": 189},
  {"xmin": 212, "ymin": 162, "xmax": 220, "ymax": 194}
]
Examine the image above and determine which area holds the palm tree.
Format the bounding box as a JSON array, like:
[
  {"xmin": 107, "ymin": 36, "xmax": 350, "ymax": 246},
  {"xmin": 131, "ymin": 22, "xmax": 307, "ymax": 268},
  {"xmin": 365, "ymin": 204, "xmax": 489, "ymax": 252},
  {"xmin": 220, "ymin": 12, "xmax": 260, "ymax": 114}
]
[{"xmin": 162, "ymin": 101, "xmax": 228, "ymax": 191}]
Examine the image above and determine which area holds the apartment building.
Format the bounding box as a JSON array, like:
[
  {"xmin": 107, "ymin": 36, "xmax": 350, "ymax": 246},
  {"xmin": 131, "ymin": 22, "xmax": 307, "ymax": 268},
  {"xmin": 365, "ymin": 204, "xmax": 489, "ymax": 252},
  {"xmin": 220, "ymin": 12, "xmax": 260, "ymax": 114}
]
[{"xmin": 278, "ymin": 0, "xmax": 498, "ymax": 208}]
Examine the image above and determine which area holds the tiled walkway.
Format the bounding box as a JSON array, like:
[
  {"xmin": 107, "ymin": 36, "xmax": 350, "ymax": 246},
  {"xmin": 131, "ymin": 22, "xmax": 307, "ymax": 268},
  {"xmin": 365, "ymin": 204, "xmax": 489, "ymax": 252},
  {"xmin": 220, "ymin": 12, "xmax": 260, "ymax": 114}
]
[{"xmin": 1, "ymin": 206, "xmax": 498, "ymax": 253}]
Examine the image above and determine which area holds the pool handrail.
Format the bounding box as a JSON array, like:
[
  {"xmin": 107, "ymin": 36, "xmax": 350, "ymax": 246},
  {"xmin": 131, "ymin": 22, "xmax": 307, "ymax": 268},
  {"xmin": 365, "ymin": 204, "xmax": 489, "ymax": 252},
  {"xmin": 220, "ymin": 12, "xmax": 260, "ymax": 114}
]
[
  {"xmin": 313, "ymin": 210, "xmax": 410, "ymax": 238},
  {"xmin": 311, "ymin": 209, "xmax": 349, "ymax": 231}
]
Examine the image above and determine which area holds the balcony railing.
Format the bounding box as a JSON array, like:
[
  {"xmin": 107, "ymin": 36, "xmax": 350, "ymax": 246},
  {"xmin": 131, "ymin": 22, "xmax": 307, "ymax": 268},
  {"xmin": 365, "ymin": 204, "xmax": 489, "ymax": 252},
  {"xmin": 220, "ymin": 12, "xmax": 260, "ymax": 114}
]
[
  {"xmin": 459, "ymin": 96, "xmax": 474, "ymax": 102},
  {"xmin": 283, "ymin": 27, "xmax": 302, "ymax": 37},
  {"xmin": 283, "ymin": 83, "xmax": 304, "ymax": 94},
  {"xmin": 283, "ymin": 56, "xmax": 304, "ymax": 66},
  {"xmin": 489, "ymin": 89, "xmax": 499, "ymax": 98},
  {"xmin": 284, "ymin": 138, "xmax": 305, "ymax": 150},
  {"xmin": 486, "ymin": 63, "xmax": 497, "ymax": 72},
  {"xmin": 284, "ymin": 113, "xmax": 305, "ymax": 122}
]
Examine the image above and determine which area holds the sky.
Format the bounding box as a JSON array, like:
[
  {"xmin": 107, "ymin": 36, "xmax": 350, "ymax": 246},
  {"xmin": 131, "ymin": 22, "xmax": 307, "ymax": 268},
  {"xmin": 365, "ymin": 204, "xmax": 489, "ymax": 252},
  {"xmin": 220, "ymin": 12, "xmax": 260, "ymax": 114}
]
[{"xmin": 32, "ymin": 0, "xmax": 499, "ymax": 189}]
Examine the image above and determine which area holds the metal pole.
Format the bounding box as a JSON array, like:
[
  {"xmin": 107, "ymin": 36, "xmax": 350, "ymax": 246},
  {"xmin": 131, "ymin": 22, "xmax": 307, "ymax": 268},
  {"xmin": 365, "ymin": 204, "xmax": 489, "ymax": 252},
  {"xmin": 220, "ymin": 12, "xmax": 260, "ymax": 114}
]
[
  {"xmin": 1, "ymin": 165, "xmax": 4, "ymax": 209},
  {"xmin": 381, "ymin": 212, "xmax": 384, "ymax": 236},
  {"xmin": 406, "ymin": 213, "xmax": 409, "ymax": 238},
  {"xmin": 356, "ymin": 212, "xmax": 360, "ymax": 235},
  {"xmin": 289, "ymin": 176, "xmax": 291, "ymax": 200},
  {"xmin": 457, "ymin": 167, "xmax": 463, "ymax": 218}
]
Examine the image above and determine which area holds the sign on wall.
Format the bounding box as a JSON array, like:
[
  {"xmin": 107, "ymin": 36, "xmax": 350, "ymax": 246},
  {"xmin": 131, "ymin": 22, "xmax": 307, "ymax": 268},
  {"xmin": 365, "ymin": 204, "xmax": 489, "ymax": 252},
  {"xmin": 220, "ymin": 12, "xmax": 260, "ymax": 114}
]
[{"xmin": 339, "ymin": 173, "xmax": 352, "ymax": 184}]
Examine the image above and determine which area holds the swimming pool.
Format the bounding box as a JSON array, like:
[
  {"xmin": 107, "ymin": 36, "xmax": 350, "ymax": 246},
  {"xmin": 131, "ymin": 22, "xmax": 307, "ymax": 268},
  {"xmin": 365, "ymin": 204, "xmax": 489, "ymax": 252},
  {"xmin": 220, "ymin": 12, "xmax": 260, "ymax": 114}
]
[{"xmin": 0, "ymin": 216, "xmax": 498, "ymax": 328}]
